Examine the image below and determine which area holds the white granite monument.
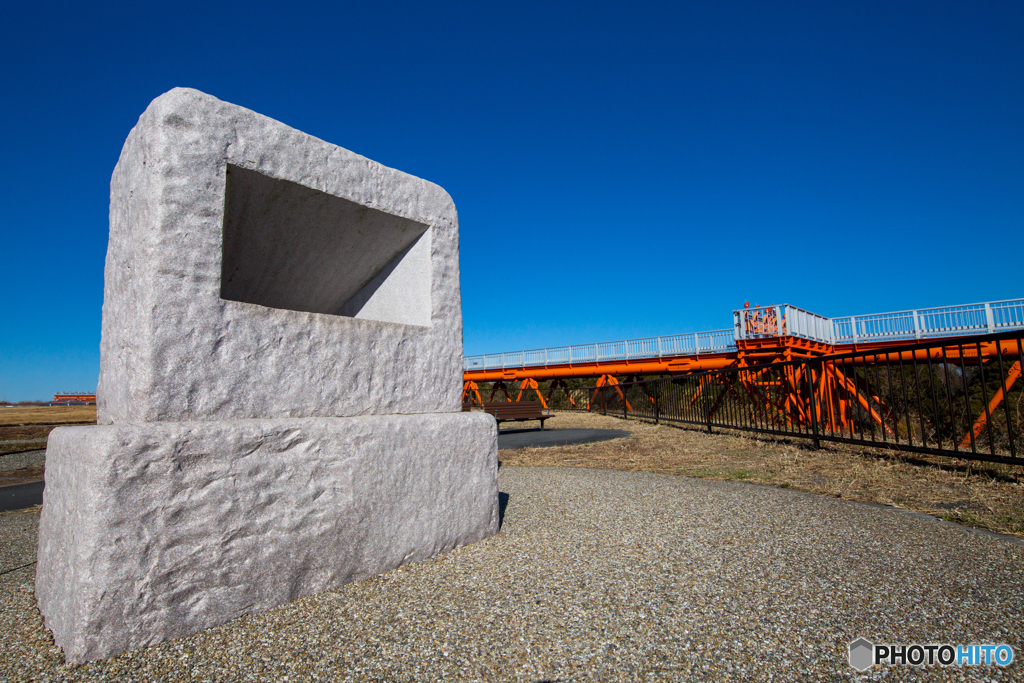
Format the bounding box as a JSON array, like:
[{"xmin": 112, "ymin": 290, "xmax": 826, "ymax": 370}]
[{"xmin": 36, "ymin": 88, "xmax": 499, "ymax": 663}]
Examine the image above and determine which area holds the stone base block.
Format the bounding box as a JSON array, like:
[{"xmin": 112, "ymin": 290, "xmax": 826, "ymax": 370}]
[{"xmin": 36, "ymin": 412, "xmax": 498, "ymax": 663}]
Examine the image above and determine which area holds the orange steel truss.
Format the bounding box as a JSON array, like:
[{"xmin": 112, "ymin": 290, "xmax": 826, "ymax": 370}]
[
  {"xmin": 516, "ymin": 378, "xmax": 548, "ymax": 408},
  {"xmin": 592, "ymin": 374, "xmax": 631, "ymax": 412},
  {"xmin": 464, "ymin": 337, "xmax": 1020, "ymax": 382},
  {"xmin": 463, "ymin": 336, "xmax": 1021, "ymax": 438},
  {"xmin": 546, "ymin": 379, "xmax": 575, "ymax": 407},
  {"xmin": 461, "ymin": 380, "xmax": 483, "ymax": 407},
  {"xmin": 698, "ymin": 359, "xmax": 897, "ymax": 437},
  {"xmin": 959, "ymin": 360, "xmax": 1021, "ymax": 448},
  {"xmin": 693, "ymin": 346, "xmax": 1023, "ymax": 443}
]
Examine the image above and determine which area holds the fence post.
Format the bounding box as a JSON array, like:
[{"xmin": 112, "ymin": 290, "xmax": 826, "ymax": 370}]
[
  {"xmin": 623, "ymin": 381, "xmax": 628, "ymax": 421},
  {"xmin": 913, "ymin": 311, "xmax": 920, "ymax": 340},
  {"xmin": 654, "ymin": 380, "xmax": 660, "ymax": 425},
  {"xmin": 807, "ymin": 361, "xmax": 820, "ymax": 449},
  {"xmin": 701, "ymin": 375, "xmax": 713, "ymax": 434},
  {"xmin": 985, "ymin": 303, "xmax": 994, "ymax": 333}
]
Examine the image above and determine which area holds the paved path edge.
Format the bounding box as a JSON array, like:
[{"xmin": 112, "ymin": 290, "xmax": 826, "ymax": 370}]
[{"xmin": 732, "ymin": 478, "xmax": 1024, "ymax": 547}]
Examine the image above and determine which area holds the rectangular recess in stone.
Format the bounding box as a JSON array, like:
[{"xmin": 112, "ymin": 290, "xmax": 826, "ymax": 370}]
[
  {"xmin": 96, "ymin": 87, "xmax": 465, "ymax": 423},
  {"xmin": 221, "ymin": 164, "xmax": 432, "ymax": 326}
]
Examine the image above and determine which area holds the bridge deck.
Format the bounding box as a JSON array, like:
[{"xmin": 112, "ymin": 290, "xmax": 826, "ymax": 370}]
[{"xmin": 464, "ymin": 298, "xmax": 1024, "ymax": 381}]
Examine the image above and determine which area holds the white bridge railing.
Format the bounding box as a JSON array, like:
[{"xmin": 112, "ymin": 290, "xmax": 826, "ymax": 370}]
[
  {"xmin": 735, "ymin": 299, "xmax": 1024, "ymax": 345},
  {"xmin": 464, "ymin": 329, "xmax": 735, "ymax": 371},
  {"xmin": 464, "ymin": 298, "xmax": 1024, "ymax": 371}
]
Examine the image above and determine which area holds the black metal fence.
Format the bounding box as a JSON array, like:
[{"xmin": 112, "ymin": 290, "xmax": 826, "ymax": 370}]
[{"xmin": 493, "ymin": 331, "xmax": 1024, "ymax": 466}]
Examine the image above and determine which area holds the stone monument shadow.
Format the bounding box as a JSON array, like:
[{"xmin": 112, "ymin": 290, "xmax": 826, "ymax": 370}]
[{"xmin": 498, "ymin": 491, "xmax": 510, "ymax": 530}]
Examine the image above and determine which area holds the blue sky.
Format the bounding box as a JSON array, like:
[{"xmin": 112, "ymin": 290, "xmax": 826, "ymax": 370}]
[{"xmin": 1, "ymin": 1, "xmax": 1021, "ymax": 401}]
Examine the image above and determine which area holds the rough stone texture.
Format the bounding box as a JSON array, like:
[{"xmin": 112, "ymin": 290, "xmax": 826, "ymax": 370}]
[
  {"xmin": 97, "ymin": 87, "xmax": 463, "ymax": 425},
  {"xmin": 39, "ymin": 88, "xmax": 498, "ymax": 664},
  {"xmin": 36, "ymin": 412, "xmax": 498, "ymax": 663}
]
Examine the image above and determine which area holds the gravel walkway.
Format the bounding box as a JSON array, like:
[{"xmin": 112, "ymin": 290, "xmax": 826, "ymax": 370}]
[{"xmin": 2, "ymin": 466, "xmax": 1022, "ymax": 681}]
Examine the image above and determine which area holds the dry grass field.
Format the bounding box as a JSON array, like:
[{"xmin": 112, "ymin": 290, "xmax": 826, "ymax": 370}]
[
  {"xmin": 0, "ymin": 405, "xmax": 96, "ymax": 457},
  {"xmin": 0, "ymin": 405, "xmax": 96, "ymax": 427},
  {"xmin": 0, "ymin": 442, "xmax": 46, "ymax": 457},
  {"xmin": 500, "ymin": 410, "xmax": 1024, "ymax": 538}
]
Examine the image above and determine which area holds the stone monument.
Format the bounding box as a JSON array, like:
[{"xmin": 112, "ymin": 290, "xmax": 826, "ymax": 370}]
[{"xmin": 36, "ymin": 88, "xmax": 499, "ymax": 663}]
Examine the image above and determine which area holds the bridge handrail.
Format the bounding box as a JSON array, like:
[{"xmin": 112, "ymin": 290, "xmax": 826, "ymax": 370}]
[
  {"xmin": 464, "ymin": 329, "xmax": 735, "ymax": 371},
  {"xmin": 829, "ymin": 299, "xmax": 1024, "ymax": 343},
  {"xmin": 733, "ymin": 298, "xmax": 1024, "ymax": 345},
  {"xmin": 465, "ymin": 297, "xmax": 1024, "ymax": 371},
  {"xmin": 733, "ymin": 304, "xmax": 834, "ymax": 344}
]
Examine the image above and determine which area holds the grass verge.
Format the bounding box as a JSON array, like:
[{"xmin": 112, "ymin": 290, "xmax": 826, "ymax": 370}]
[
  {"xmin": 0, "ymin": 442, "xmax": 47, "ymax": 457},
  {"xmin": 0, "ymin": 405, "xmax": 96, "ymax": 427}
]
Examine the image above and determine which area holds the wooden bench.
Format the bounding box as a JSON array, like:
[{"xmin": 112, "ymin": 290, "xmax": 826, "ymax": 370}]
[{"xmin": 482, "ymin": 401, "xmax": 554, "ymax": 430}]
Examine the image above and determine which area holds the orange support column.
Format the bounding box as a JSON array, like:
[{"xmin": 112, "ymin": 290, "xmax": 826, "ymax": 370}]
[
  {"xmin": 547, "ymin": 379, "xmax": 575, "ymax": 407},
  {"xmin": 515, "ymin": 378, "xmax": 548, "ymax": 408},
  {"xmin": 827, "ymin": 364, "xmax": 893, "ymax": 436},
  {"xmin": 488, "ymin": 380, "xmax": 513, "ymax": 402},
  {"xmin": 591, "ymin": 374, "xmax": 633, "ymax": 412},
  {"xmin": 461, "ymin": 381, "xmax": 484, "ymax": 407}
]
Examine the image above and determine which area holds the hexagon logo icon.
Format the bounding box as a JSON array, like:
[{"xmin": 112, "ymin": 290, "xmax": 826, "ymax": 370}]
[{"xmin": 849, "ymin": 638, "xmax": 874, "ymax": 671}]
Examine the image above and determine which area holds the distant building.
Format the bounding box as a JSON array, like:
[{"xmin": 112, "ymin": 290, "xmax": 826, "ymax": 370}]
[{"xmin": 53, "ymin": 392, "xmax": 96, "ymax": 405}]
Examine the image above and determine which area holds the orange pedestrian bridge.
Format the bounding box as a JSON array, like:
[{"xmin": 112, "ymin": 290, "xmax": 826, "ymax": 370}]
[
  {"xmin": 465, "ymin": 298, "xmax": 1024, "ymax": 384},
  {"xmin": 463, "ymin": 298, "xmax": 1024, "ymax": 465}
]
